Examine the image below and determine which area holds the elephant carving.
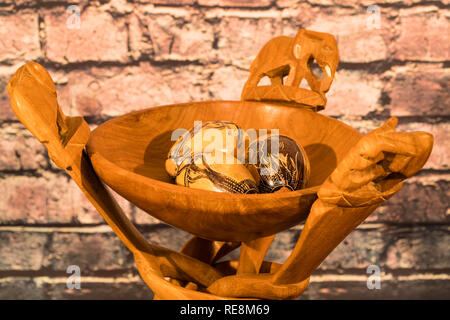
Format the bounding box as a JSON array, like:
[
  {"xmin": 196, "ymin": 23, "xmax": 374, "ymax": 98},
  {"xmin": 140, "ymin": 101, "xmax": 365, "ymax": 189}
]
[{"xmin": 241, "ymin": 29, "xmax": 339, "ymax": 110}]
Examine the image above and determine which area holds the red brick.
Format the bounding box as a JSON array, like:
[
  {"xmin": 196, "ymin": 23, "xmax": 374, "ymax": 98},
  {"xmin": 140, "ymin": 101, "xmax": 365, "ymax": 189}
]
[
  {"xmin": 319, "ymin": 229, "xmax": 385, "ymax": 270},
  {"xmin": 307, "ymin": 13, "xmax": 390, "ymax": 63},
  {"xmin": 198, "ymin": 0, "xmax": 272, "ymax": 6},
  {"xmin": 0, "ymin": 12, "xmax": 40, "ymax": 62},
  {"xmin": 0, "ymin": 100, "xmax": 15, "ymax": 121},
  {"xmin": 0, "ymin": 123, "xmax": 48, "ymax": 171},
  {"xmin": 385, "ymin": 226, "xmax": 450, "ymax": 270},
  {"xmin": 43, "ymin": 279, "xmax": 153, "ymax": 300},
  {"xmin": 397, "ymin": 122, "xmax": 449, "ymax": 171},
  {"xmin": 55, "ymin": 63, "xmax": 207, "ymax": 117},
  {"xmin": 276, "ymin": 0, "xmax": 303, "ymax": 7},
  {"xmin": 0, "ymin": 66, "xmax": 17, "ymax": 121},
  {"xmin": 0, "ymin": 0, "xmax": 448, "ymax": 301},
  {"xmin": 136, "ymin": 0, "xmax": 195, "ymax": 4},
  {"xmin": 217, "ymin": 17, "xmax": 283, "ymax": 69},
  {"xmin": 43, "ymin": 232, "xmax": 132, "ymax": 271},
  {"xmin": 44, "ymin": 7, "xmax": 128, "ymax": 63},
  {"xmin": 67, "ymin": 180, "xmax": 134, "ymax": 224},
  {"xmin": 266, "ymin": 229, "xmax": 301, "ymax": 262},
  {"xmin": 278, "ymin": 2, "xmax": 319, "ymax": 30},
  {"xmin": 0, "ymin": 173, "xmax": 105, "ymax": 224},
  {"xmin": 295, "ymin": 0, "xmax": 359, "ymax": 6},
  {"xmin": 128, "ymin": 13, "xmax": 153, "ymax": 60},
  {"xmin": 323, "ymin": 70, "xmax": 383, "ymax": 117},
  {"xmin": 40, "ymin": 0, "xmax": 90, "ymax": 3},
  {"xmin": 0, "ymin": 278, "xmax": 45, "ymax": 299},
  {"xmin": 303, "ymin": 0, "xmax": 450, "ymax": 8},
  {"xmin": 0, "ymin": 232, "xmax": 47, "ymax": 270},
  {"xmin": 101, "ymin": 0, "xmax": 134, "ymax": 14},
  {"xmin": 385, "ymin": 64, "xmax": 449, "ymax": 117},
  {"xmin": 368, "ymin": 177, "xmax": 450, "ymax": 223},
  {"xmin": 143, "ymin": 226, "xmax": 192, "ymax": 251},
  {"xmin": 207, "ymin": 65, "xmax": 249, "ymax": 101},
  {"xmin": 271, "ymin": 226, "xmax": 450, "ymax": 271},
  {"xmin": 0, "ymin": 176, "xmax": 48, "ymax": 224},
  {"xmin": 304, "ymin": 278, "xmax": 450, "ymax": 300},
  {"xmin": 338, "ymin": 120, "xmax": 448, "ymax": 171},
  {"xmin": 135, "ymin": 13, "xmax": 215, "ymax": 61},
  {"xmin": 0, "ymin": 0, "xmax": 22, "ymax": 6},
  {"xmin": 394, "ymin": 9, "xmax": 449, "ymax": 61},
  {"xmin": 363, "ymin": 0, "xmax": 450, "ymax": 4},
  {"xmin": 267, "ymin": 228, "xmax": 386, "ymax": 270}
]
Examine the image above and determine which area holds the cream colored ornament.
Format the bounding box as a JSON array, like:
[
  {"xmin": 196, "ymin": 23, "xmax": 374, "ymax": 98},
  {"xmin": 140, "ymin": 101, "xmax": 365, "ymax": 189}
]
[
  {"xmin": 166, "ymin": 121, "xmax": 258, "ymax": 193},
  {"xmin": 165, "ymin": 121, "xmax": 244, "ymax": 177}
]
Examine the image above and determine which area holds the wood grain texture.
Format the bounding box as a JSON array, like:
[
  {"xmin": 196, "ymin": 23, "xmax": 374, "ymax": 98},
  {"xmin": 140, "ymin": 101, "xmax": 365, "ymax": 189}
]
[
  {"xmin": 207, "ymin": 273, "xmax": 310, "ymax": 300},
  {"xmin": 7, "ymin": 25, "xmax": 433, "ymax": 299},
  {"xmin": 271, "ymin": 117, "xmax": 433, "ymax": 285},
  {"xmin": 86, "ymin": 101, "xmax": 360, "ymax": 242},
  {"xmin": 7, "ymin": 62, "xmax": 231, "ymax": 300},
  {"xmin": 237, "ymin": 235, "xmax": 276, "ymax": 274},
  {"xmin": 204, "ymin": 117, "xmax": 433, "ymax": 298},
  {"xmin": 181, "ymin": 236, "xmax": 240, "ymax": 265}
]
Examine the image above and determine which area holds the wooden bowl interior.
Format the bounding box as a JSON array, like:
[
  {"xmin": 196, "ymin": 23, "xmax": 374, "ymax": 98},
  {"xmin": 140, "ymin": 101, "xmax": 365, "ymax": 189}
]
[
  {"xmin": 94, "ymin": 101, "xmax": 359, "ymax": 188},
  {"xmin": 87, "ymin": 101, "xmax": 362, "ymax": 241}
]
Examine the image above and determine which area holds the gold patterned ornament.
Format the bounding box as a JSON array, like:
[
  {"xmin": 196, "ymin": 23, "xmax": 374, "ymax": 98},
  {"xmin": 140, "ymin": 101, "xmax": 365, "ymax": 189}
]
[
  {"xmin": 165, "ymin": 120, "xmax": 244, "ymax": 177},
  {"xmin": 175, "ymin": 157, "xmax": 258, "ymax": 194},
  {"xmin": 166, "ymin": 121, "xmax": 258, "ymax": 193}
]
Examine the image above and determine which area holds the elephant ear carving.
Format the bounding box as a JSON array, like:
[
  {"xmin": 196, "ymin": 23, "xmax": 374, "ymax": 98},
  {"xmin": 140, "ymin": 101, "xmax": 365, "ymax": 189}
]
[{"xmin": 241, "ymin": 29, "xmax": 339, "ymax": 111}]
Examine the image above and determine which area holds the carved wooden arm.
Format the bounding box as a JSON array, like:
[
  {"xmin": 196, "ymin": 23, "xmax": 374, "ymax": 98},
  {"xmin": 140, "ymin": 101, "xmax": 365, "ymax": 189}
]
[
  {"xmin": 207, "ymin": 117, "xmax": 433, "ymax": 298},
  {"xmin": 7, "ymin": 62, "xmax": 225, "ymax": 293},
  {"xmin": 271, "ymin": 117, "xmax": 433, "ymax": 285}
]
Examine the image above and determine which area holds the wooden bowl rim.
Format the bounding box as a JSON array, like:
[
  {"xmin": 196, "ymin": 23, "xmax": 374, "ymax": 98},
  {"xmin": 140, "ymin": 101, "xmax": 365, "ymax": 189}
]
[{"xmin": 87, "ymin": 100, "xmax": 361, "ymax": 201}]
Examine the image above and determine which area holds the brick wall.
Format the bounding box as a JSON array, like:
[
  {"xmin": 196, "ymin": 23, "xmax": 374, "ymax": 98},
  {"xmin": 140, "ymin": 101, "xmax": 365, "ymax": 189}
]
[{"xmin": 0, "ymin": 0, "xmax": 448, "ymax": 299}]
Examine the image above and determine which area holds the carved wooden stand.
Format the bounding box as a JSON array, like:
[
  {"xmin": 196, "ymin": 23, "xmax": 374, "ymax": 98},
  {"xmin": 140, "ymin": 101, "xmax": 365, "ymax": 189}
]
[{"xmin": 7, "ymin": 29, "xmax": 433, "ymax": 300}]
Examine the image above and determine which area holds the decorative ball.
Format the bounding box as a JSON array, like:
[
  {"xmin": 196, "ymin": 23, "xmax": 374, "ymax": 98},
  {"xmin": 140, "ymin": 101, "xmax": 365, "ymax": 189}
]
[
  {"xmin": 175, "ymin": 158, "xmax": 258, "ymax": 194},
  {"xmin": 247, "ymin": 134, "xmax": 310, "ymax": 193},
  {"xmin": 165, "ymin": 121, "xmax": 258, "ymax": 193},
  {"xmin": 165, "ymin": 120, "xmax": 244, "ymax": 177}
]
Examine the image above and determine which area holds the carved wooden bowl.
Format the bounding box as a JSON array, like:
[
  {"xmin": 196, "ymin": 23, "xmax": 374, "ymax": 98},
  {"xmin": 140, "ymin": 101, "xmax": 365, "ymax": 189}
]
[
  {"xmin": 7, "ymin": 28, "xmax": 433, "ymax": 299},
  {"xmin": 86, "ymin": 101, "xmax": 361, "ymax": 242}
]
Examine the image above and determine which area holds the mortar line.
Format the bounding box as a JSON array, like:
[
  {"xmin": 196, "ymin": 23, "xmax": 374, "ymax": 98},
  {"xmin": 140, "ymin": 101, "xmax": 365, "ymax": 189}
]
[{"xmin": 0, "ymin": 272, "xmax": 448, "ymax": 284}]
